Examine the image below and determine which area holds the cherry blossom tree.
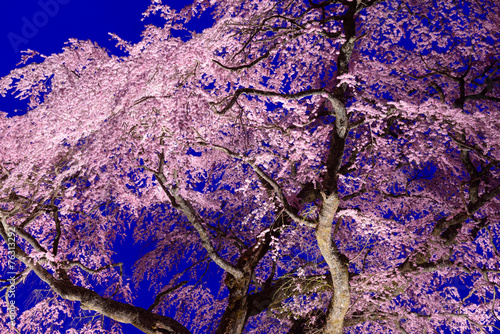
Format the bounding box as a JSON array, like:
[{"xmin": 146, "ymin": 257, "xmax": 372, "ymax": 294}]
[{"xmin": 1, "ymin": 0, "xmax": 499, "ymax": 333}]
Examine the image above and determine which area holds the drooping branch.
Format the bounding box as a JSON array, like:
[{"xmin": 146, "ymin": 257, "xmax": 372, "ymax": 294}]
[
  {"xmin": 287, "ymin": 309, "xmax": 327, "ymax": 334},
  {"xmin": 398, "ymin": 182, "xmax": 500, "ymax": 273},
  {"xmin": 148, "ymin": 281, "xmax": 188, "ymax": 312},
  {"xmin": 247, "ymin": 273, "xmax": 332, "ymax": 317},
  {"xmin": 315, "ymin": 193, "xmax": 350, "ymax": 334},
  {"xmin": 204, "ymin": 143, "xmax": 317, "ymax": 228},
  {"xmin": 209, "ymin": 87, "xmax": 343, "ymax": 116},
  {"xmin": 432, "ymin": 182, "xmax": 500, "ymax": 241},
  {"xmin": 249, "ymin": 162, "xmax": 317, "ymax": 228},
  {"xmin": 213, "ymin": 51, "xmax": 271, "ymax": 71},
  {"xmin": 0, "ymin": 268, "xmax": 31, "ymax": 292},
  {"xmin": 0, "ymin": 223, "xmax": 191, "ymax": 334},
  {"xmin": 154, "ymin": 153, "xmax": 244, "ymax": 280}
]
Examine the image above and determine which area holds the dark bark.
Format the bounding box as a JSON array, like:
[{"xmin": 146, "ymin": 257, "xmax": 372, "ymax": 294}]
[
  {"xmin": 216, "ymin": 211, "xmax": 290, "ymax": 333},
  {"xmin": 287, "ymin": 309, "xmax": 327, "ymax": 334},
  {"xmin": 399, "ymin": 182, "xmax": 500, "ymax": 273}
]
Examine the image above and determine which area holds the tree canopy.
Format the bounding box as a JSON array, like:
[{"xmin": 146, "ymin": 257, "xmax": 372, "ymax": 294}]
[{"xmin": 1, "ymin": 0, "xmax": 500, "ymax": 333}]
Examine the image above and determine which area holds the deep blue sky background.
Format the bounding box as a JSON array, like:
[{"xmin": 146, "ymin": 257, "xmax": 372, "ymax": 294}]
[{"xmin": 0, "ymin": 1, "xmax": 214, "ymax": 333}]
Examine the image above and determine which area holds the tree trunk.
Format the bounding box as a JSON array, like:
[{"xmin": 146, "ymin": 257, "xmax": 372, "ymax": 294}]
[
  {"xmin": 215, "ymin": 273, "xmax": 251, "ymax": 334},
  {"xmin": 315, "ymin": 193, "xmax": 350, "ymax": 334}
]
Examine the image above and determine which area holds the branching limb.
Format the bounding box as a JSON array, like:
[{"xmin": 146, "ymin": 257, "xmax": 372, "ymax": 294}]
[
  {"xmin": 0, "ymin": 268, "xmax": 31, "ymax": 292},
  {"xmin": 148, "ymin": 281, "xmax": 188, "ymax": 312},
  {"xmin": 0, "ymin": 222, "xmax": 191, "ymax": 334},
  {"xmin": 249, "ymin": 163, "xmax": 317, "ymax": 228},
  {"xmin": 63, "ymin": 261, "xmax": 123, "ymax": 276},
  {"xmin": 209, "ymin": 87, "xmax": 342, "ymax": 117},
  {"xmin": 432, "ymin": 182, "xmax": 500, "ymax": 241},
  {"xmin": 19, "ymin": 210, "xmax": 44, "ymax": 229},
  {"xmin": 154, "ymin": 152, "xmax": 244, "ymax": 280},
  {"xmin": 213, "ymin": 51, "xmax": 271, "ymax": 71},
  {"xmin": 203, "ymin": 143, "xmax": 317, "ymax": 228},
  {"xmin": 52, "ymin": 208, "xmax": 62, "ymax": 256},
  {"xmin": 315, "ymin": 192, "xmax": 350, "ymax": 333}
]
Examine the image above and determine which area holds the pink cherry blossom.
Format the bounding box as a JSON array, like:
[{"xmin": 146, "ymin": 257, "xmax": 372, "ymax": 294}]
[{"xmin": 1, "ymin": 0, "xmax": 499, "ymax": 333}]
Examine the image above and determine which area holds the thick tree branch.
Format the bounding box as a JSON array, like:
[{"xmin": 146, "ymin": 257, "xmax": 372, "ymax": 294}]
[
  {"xmin": 247, "ymin": 274, "xmax": 331, "ymax": 317},
  {"xmin": 52, "ymin": 208, "xmax": 62, "ymax": 256},
  {"xmin": 315, "ymin": 193, "xmax": 350, "ymax": 334},
  {"xmin": 204, "ymin": 143, "xmax": 317, "ymax": 228},
  {"xmin": 213, "ymin": 51, "xmax": 271, "ymax": 71},
  {"xmin": 148, "ymin": 281, "xmax": 188, "ymax": 312},
  {"xmin": 0, "ymin": 223, "xmax": 191, "ymax": 334},
  {"xmin": 63, "ymin": 260, "xmax": 123, "ymax": 275},
  {"xmin": 209, "ymin": 88, "xmax": 343, "ymax": 117},
  {"xmin": 154, "ymin": 153, "xmax": 244, "ymax": 280},
  {"xmin": 432, "ymin": 182, "xmax": 500, "ymax": 240}
]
